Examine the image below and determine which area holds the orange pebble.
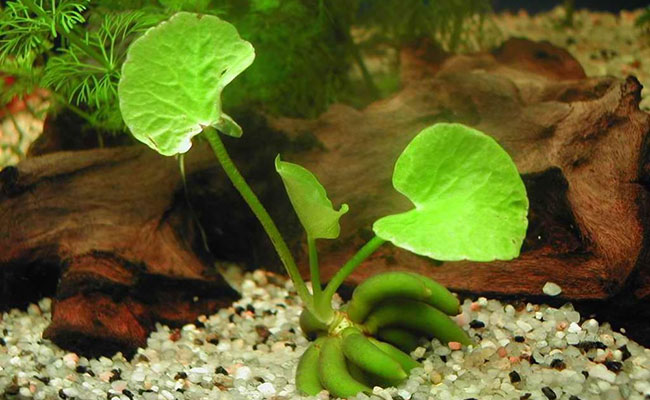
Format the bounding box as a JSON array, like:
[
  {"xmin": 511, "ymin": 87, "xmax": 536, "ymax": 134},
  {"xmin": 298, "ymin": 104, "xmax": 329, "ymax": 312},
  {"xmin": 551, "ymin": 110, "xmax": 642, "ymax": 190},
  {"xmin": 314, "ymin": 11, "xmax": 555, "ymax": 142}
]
[
  {"xmin": 556, "ymin": 322, "xmax": 567, "ymax": 330},
  {"xmin": 169, "ymin": 329, "xmax": 181, "ymax": 342},
  {"xmin": 509, "ymin": 356, "xmax": 520, "ymax": 364},
  {"xmin": 470, "ymin": 302, "xmax": 481, "ymax": 311},
  {"xmin": 497, "ymin": 347, "xmax": 508, "ymax": 358},
  {"xmin": 448, "ymin": 341, "xmax": 462, "ymax": 350}
]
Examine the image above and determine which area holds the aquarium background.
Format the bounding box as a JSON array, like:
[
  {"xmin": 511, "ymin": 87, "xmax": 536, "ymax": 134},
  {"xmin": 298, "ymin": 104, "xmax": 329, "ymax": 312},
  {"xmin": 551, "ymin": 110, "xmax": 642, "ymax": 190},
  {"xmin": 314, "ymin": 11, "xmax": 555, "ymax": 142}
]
[{"xmin": 1, "ymin": 1, "xmax": 650, "ymax": 400}]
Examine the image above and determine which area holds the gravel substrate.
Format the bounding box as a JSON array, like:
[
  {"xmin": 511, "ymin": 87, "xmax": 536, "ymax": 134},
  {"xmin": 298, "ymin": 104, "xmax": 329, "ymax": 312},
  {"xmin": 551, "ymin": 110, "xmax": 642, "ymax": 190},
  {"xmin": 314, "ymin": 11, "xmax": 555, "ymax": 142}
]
[
  {"xmin": 493, "ymin": 7, "xmax": 650, "ymax": 111},
  {"xmin": 1, "ymin": 270, "xmax": 649, "ymax": 400}
]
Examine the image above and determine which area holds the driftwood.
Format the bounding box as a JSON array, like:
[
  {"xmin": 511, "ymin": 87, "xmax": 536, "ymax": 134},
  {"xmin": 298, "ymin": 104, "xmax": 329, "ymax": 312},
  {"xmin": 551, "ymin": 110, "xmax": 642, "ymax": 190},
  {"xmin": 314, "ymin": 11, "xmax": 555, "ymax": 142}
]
[{"xmin": 1, "ymin": 38, "xmax": 649, "ymax": 354}]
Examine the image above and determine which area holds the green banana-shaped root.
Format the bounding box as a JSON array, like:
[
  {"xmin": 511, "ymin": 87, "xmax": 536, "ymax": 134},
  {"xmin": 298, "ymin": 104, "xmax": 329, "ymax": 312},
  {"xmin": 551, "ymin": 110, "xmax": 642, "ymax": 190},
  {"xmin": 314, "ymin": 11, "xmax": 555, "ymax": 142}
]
[
  {"xmin": 364, "ymin": 299, "xmax": 471, "ymax": 345},
  {"xmin": 296, "ymin": 338, "xmax": 325, "ymax": 395},
  {"xmin": 299, "ymin": 308, "xmax": 329, "ymax": 339},
  {"xmin": 346, "ymin": 271, "xmax": 460, "ymax": 323},
  {"xmin": 341, "ymin": 327, "xmax": 407, "ymax": 381},
  {"xmin": 319, "ymin": 336, "xmax": 372, "ymax": 398},
  {"xmin": 368, "ymin": 337, "xmax": 421, "ymax": 372},
  {"xmin": 376, "ymin": 327, "xmax": 420, "ymax": 353}
]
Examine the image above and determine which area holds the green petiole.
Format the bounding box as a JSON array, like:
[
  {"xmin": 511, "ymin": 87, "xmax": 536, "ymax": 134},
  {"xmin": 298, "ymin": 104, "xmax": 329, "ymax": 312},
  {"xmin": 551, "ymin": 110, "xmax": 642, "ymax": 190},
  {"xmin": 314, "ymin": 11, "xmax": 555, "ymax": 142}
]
[
  {"xmin": 307, "ymin": 235, "xmax": 322, "ymax": 298},
  {"xmin": 317, "ymin": 235, "xmax": 386, "ymax": 319},
  {"xmin": 203, "ymin": 126, "xmax": 315, "ymax": 313}
]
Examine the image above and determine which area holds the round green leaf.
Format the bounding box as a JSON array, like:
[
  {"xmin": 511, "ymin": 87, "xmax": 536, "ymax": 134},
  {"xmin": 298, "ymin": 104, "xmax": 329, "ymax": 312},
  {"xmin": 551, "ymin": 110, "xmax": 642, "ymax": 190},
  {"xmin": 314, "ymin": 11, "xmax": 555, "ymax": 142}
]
[
  {"xmin": 275, "ymin": 155, "xmax": 349, "ymax": 240},
  {"xmin": 118, "ymin": 12, "xmax": 255, "ymax": 156},
  {"xmin": 373, "ymin": 123, "xmax": 528, "ymax": 262}
]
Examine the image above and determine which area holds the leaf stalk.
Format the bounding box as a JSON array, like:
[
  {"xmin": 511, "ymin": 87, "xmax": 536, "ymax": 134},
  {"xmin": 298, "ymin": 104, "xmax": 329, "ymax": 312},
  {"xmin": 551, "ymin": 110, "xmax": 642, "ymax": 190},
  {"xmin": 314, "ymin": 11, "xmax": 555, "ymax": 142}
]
[{"xmin": 203, "ymin": 126, "xmax": 315, "ymax": 313}]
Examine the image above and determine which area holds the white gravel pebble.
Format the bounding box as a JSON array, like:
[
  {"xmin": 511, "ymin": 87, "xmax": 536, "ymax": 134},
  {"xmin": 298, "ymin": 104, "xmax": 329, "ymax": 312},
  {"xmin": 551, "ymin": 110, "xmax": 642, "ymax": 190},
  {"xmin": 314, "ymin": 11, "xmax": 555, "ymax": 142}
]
[{"xmin": 542, "ymin": 281, "xmax": 563, "ymax": 296}]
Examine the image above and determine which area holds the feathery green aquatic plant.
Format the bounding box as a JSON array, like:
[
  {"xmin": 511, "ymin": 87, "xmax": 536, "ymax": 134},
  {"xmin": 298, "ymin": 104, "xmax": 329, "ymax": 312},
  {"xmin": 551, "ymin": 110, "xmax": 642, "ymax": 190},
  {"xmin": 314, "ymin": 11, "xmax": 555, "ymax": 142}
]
[{"xmin": 1, "ymin": 0, "xmax": 496, "ymax": 138}]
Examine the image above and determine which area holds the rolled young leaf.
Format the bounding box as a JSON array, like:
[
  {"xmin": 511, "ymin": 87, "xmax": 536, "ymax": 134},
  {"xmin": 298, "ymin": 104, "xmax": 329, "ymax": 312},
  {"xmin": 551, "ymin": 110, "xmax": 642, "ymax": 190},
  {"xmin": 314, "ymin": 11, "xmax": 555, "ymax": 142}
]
[
  {"xmin": 373, "ymin": 123, "xmax": 528, "ymax": 261},
  {"xmin": 118, "ymin": 12, "xmax": 255, "ymax": 156},
  {"xmin": 275, "ymin": 155, "xmax": 348, "ymax": 240}
]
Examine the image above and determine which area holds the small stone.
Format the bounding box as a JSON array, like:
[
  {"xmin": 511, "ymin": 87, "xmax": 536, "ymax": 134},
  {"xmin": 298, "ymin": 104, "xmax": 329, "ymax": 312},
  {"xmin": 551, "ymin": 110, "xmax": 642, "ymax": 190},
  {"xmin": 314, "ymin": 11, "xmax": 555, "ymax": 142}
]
[
  {"xmin": 469, "ymin": 320, "xmax": 485, "ymax": 329},
  {"xmin": 234, "ymin": 366, "xmax": 252, "ymax": 380},
  {"xmin": 257, "ymin": 382, "xmax": 276, "ymax": 397},
  {"xmin": 448, "ymin": 341, "xmax": 462, "ymax": 350},
  {"xmin": 588, "ymin": 364, "xmax": 617, "ymax": 383},
  {"xmin": 542, "ymin": 386, "xmax": 557, "ymax": 400},
  {"xmin": 516, "ymin": 320, "xmax": 533, "ymax": 332},
  {"xmin": 111, "ymin": 380, "xmax": 128, "ymax": 392},
  {"xmin": 542, "ymin": 282, "xmax": 562, "ymax": 296},
  {"xmin": 509, "ymin": 371, "xmax": 521, "ymax": 383},
  {"xmin": 568, "ymin": 322, "xmax": 582, "ymax": 333},
  {"xmin": 62, "ymin": 353, "xmax": 79, "ymax": 368}
]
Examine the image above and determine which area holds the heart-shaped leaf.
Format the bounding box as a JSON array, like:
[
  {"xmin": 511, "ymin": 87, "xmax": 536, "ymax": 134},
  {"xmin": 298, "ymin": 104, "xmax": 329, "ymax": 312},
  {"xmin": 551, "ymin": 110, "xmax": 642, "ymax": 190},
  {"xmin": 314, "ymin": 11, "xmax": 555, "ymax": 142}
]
[
  {"xmin": 118, "ymin": 12, "xmax": 255, "ymax": 156},
  {"xmin": 373, "ymin": 123, "xmax": 528, "ymax": 262},
  {"xmin": 275, "ymin": 155, "xmax": 348, "ymax": 240}
]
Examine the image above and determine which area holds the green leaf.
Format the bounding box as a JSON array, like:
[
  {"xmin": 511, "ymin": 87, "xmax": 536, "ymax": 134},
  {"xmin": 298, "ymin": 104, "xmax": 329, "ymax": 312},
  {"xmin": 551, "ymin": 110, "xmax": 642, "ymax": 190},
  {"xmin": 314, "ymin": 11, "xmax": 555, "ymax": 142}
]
[
  {"xmin": 275, "ymin": 155, "xmax": 349, "ymax": 240},
  {"xmin": 373, "ymin": 123, "xmax": 528, "ymax": 262},
  {"xmin": 118, "ymin": 12, "xmax": 255, "ymax": 156}
]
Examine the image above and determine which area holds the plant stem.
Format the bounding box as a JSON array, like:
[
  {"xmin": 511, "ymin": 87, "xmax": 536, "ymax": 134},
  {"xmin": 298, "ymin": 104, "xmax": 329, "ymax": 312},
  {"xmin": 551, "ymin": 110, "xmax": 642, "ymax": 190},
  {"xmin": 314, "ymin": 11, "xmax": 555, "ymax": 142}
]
[
  {"xmin": 307, "ymin": 235, "xmax": 321, "ymax": 298},
  {"xmin": 203, "ymin": 126, "xmax": 314, "ymax": 312},
  {"xmin": 319, "ymin": 235, "xmax": 386, "ymax": 314},
  {"xmin": 22, "ymin": 0, "xmax": 113, "ymax": 71}
]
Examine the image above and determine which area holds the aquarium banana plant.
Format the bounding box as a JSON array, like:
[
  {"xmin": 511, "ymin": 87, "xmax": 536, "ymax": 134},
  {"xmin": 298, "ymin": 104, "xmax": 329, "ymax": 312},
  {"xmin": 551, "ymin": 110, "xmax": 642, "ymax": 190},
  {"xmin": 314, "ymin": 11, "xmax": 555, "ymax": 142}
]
[{"xmin": 117, "ymin": 12, "xmax": 529, "ymax": 398}]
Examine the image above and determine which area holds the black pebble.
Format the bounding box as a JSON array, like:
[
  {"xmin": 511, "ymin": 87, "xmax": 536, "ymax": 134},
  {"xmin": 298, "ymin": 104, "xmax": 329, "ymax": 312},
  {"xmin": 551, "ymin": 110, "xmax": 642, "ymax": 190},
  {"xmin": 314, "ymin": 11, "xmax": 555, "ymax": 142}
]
[
  {"xmin": 109, "ymin": 368, "xmax": 121, "ymax": 382},
  {"xmin": 0, "ymin": 337, "xmax": 5, "ymax": 346},
  {"xmin": 469, "ymin": 320, "xmax": 485, "ymax": 329},
  {"xmin": 509, "ymin": 370, "xmax": 521, "ymax": 383},
  {"xmin": 75, "ymin": 365, "xmax": 88, "ymax": 374},
  {"xmin": 550, "ymin": 359, "xmax": 566, "ymax": 370},
  {"xmin": 514, "ymin": 336, "xmax": 525, "ymax": 342},
  {"xmin": 439, "ymin": 355, "xmax": 447, "ymax": 362},
  {"xmin": 542, "ymin": 386, "xmax": 557, "ymax": 400},
  {"xmin": 194, "ymin": 319, "xmax": 205, "ymax": 328},
  {"xmin": 215, "ymin": 366, "xmax": 229, "ymax": 375},
  {"xmin": 58, "ymin": 389, "xmax": 68, "ymax": 399},
  {"xmin": 576, "ymin": 341, "xmax": 607, "ymax": 352},
  {"xmin": 285, "ymin": 342, "xmax": 297, "ymax": 350},
  {"xmin": 569, "ymin": 396, "xmax": 582, "ymax": 400},
  {"xmin": 254, "ymin": 376, "xmax": 265, "ymax": 383},
  {"xmin": 207, "ymin": 336, "xmax": 219, "ymax": 345},
  {"xmin": 619, "ymin": 345, "xmax": 632, "ymax": 361},
  {"xmin": 36, "ymin": 376, "xmax": 50, "ymax": 384},
  {"xmin": 235, "ymin": 306, "xmax": 245, "ymax": 315},
  {"xmin": 246, "ymin": 304, "xmax": 256, "ymax": 313},
  {"xmin": 174, "ymin": 372, "xmax": 187, "ymax": 380},
  {"xmin": 581, "ymin": 371, "xmax": 589, "ymax": 378},
  {"xmin": 604, "ymin": 361, "xmax": 622, "ymax": 372},
  {"xmin": 123, "ymin": 389, "xmax": 134, "ymax": 399},
  {"xmin": 228, "ymin": 314, "xmax": 235, "ymax": 323},
  {"xmin": 520, "ymin": 394, "xmax": 532, "ymax": 400}
]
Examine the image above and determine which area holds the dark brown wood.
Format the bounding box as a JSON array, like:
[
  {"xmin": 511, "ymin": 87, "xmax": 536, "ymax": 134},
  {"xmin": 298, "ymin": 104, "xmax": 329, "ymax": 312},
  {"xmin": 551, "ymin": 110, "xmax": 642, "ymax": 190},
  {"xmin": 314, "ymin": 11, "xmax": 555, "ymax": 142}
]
[
  {"xmin": 1, "ymin": 38, "xmax": 649, "ymax": 354},
  {"xmin": 0, "ymin": 146, "xmax": 238, "ymax": 356}
]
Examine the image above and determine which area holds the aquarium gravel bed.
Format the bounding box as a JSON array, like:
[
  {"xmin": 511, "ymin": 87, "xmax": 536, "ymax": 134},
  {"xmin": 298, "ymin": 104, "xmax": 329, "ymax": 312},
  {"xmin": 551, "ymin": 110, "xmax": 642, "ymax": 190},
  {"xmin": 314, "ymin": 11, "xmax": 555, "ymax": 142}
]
[{"xmin": 1, "ymin": 271, "xmax": 649, "ymax": 400}]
